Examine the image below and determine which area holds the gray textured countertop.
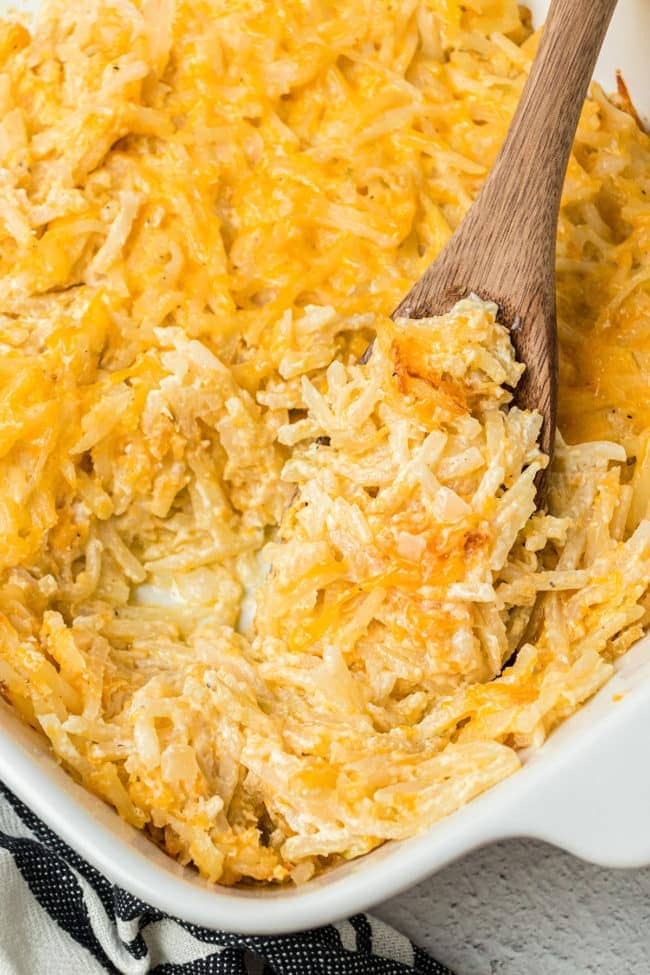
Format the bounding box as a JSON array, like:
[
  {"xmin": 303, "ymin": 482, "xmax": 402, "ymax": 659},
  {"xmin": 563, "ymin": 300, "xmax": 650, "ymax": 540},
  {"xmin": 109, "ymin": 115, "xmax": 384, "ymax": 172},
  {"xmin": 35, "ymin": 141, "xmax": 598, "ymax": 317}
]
[{"xmin": 377, "ymin": 839, "xmax": 650, "ymax": 974}]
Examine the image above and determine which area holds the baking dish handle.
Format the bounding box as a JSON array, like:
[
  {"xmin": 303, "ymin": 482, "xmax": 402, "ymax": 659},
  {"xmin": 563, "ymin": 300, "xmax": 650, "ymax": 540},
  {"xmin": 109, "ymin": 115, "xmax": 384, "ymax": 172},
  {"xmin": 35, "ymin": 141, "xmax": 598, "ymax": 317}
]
[{"xmin": 499, "ymin": 643, "xmax": 650, "ymax": 867}]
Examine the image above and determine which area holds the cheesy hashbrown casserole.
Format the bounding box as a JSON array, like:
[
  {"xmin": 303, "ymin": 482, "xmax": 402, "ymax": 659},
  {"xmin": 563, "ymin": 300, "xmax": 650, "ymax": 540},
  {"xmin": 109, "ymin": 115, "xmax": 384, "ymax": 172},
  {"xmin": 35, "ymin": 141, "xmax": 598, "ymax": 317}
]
[{"xmin": 0, "ymin": 0, "xmax": 649, "ymax": 885}]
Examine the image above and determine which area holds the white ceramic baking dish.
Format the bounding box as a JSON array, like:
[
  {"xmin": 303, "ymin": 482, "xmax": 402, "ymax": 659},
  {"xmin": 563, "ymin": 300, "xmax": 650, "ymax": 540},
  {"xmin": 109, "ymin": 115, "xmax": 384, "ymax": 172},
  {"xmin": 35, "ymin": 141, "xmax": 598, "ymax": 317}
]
[{"xmin": 1, "ymin": 0, "xmax": 649, "ymax": 935}]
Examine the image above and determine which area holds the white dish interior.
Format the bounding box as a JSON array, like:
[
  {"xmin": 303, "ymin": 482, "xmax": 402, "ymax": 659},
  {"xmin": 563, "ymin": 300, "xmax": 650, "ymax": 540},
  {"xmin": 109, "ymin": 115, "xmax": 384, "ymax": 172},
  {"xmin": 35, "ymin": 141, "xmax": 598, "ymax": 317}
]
[{"xmin": 1, "ymin": 0, "xmax": 649, "ymax": 934}]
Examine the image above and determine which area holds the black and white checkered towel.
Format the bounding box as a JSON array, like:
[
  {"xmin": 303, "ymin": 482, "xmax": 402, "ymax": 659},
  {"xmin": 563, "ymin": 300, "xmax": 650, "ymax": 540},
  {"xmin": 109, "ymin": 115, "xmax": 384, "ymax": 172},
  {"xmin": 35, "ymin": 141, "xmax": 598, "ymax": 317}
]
[{"xmin": 0, "ymin": 783, "xmax": 453, "ymax": 974}]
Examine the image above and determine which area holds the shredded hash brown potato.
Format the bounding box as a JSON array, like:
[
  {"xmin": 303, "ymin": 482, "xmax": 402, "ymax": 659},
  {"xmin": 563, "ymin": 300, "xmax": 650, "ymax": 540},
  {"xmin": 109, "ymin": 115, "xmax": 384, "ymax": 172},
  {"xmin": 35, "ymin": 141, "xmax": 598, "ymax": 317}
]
[{"xmin": 0, "ymin": 0, "xmax": 649, "ymax": 885}]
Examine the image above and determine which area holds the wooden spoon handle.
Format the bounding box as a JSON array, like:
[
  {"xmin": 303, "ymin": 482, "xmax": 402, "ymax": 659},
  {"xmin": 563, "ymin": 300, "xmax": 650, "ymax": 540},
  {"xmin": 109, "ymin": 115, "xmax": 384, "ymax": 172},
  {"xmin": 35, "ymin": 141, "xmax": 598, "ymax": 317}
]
[
  {"xmin": 398, "ymin": 0, "xmax": 619, "ymax": 322},
  {"xmin": 467, "ymin": 0, "xmax": 619, "ymax": 272}
]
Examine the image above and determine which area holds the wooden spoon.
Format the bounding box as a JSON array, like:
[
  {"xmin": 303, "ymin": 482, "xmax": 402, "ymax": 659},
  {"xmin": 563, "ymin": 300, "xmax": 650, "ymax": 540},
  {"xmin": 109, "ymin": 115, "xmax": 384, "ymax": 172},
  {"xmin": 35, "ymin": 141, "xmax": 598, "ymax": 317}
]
[{"xmin": 393, "ymin": 0, "xmax": 619, "ymax": 470}]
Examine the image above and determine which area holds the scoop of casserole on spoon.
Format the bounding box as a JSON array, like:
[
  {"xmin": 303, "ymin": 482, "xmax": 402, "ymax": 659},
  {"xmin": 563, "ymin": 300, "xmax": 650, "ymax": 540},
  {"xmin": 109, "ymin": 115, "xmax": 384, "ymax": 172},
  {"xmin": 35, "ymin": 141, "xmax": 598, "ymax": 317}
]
[{"xmin": 393, "ymin": 0, "xmax": 619, "ymax": 472}]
